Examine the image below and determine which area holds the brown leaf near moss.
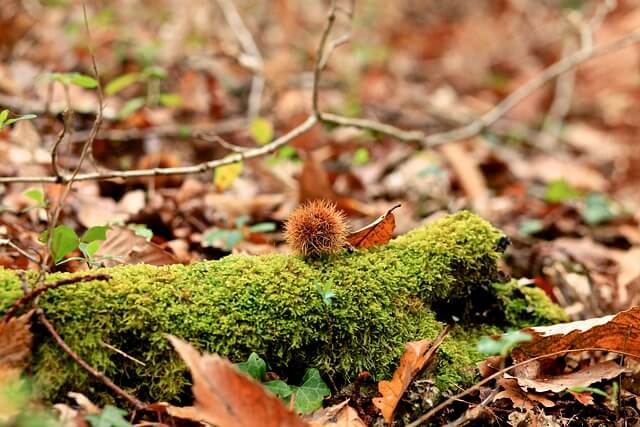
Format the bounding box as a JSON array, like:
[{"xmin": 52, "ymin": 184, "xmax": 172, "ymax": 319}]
[
  {"xmin": 0, "ymin": 310, "xmax": 34, "ymax": 384},
  {"xmin": 372, "ymin": 328, "xmax": 448, "ymax": 424},
  {"xmin": 167, "ymin": 336, "xmax": 308, "ymax": 427},
  {"xmin": 347, "ymin": 204, "xmax": 401, "ymax": 249}
]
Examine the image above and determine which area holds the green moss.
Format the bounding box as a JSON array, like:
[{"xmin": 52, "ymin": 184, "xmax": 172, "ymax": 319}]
[
  {"xmin": 493, "ymin": 280, "xmax": 568, "ymax": 328},
  {"xmin": 0, "ymin": 211, "xmax": 563, "ymax": 405}
]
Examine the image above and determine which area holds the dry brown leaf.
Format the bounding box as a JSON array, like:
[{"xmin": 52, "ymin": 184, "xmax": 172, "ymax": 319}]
[
  {"xmin": 0, "ymin": 310, "xmax": 34, "ymax": 384},
  {"xmin": 496, "ymin": 378, "xmax": 555, "ymax": 410},
  {"xmin": 439, "ymin": 140, "xmax": 489, "ymax": 215},
  {"xmin": 372, "ymin": 329, "xmax": 448, "ymax": 424},
  {"xmin": 512, "ymin": 306, "xmax": 640, "ymax": 363},
  {"xmin": 347, "ymin": 204, "xmax": 401, "ymax": 249},
  {"xmin": 514, "ymin": 360, "xmax": 629, "ymax": 393},
  {"xmin": 569, "ymin": 390, "xmax": 595, "ymax": 406},
  {"xmin": 167, "ymin": 336, "xmax": 308, "ymax": 427},
  {"xmin": 306, "ymin": 400, "xmax": 366, "ymax": 427},
  {"xmin": 95, "ymin": 226, "xmax": 178, "ymax": 267}
]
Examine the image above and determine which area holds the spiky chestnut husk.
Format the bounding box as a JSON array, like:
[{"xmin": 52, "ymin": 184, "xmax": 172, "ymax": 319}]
[{"xmin": 284, "ymin": 199, "xmax": 348, "ymax": 256}]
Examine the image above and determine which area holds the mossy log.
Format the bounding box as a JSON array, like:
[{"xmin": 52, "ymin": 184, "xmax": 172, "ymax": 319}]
[{"xmin": 0, "ymin": 212, "xmax": 565, "ymax": 404}]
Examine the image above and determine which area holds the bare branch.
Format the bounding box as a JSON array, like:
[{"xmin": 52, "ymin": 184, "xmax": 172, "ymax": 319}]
[
  {"xmin": 312, "ymin": 0, "xmax": 339, "ymax": 116},
  {"xmin": 0, "ymin": 115, "xmax": 318, "ymax": 184}
]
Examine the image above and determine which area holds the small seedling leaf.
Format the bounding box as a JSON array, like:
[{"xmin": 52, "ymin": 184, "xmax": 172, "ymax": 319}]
[
  {"xmin": 85, "ymin": 404, "xmax": 133, "ymax": 427},
  {"xmin": 23, "ymin": 188, "xmax": 46, "ymax": 207},
  {"xmin": 249, "ymin": 117, "xmax": 274, "ymax": 145},
  {"xmin": 105, "ymin": 72, "xmax": 141, "ymax": 96},
  {"xmin": 50, "ymin": 225, "xmax": 80, "ymax": 264},
  {"xmin": 81, "ymin": 225, "xmax": 110, "ymax": 243}
]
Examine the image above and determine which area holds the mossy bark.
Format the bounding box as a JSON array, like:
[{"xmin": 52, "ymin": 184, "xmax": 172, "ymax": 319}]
[{"xmin": 0, "ymin": 211, "xmax": 565, "ymax": 405}]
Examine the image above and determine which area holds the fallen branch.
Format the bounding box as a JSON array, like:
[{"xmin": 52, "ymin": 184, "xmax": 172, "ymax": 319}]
[{"xmin": 1, "ymin": 273, "xmax": 110, "ymax": 324}]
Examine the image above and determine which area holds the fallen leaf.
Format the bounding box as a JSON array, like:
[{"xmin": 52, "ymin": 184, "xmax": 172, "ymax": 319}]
[
  {"xmin": 306, "ymin": 400, "xmax": 366, "ymax": 427},
  {"xmin": 372, "ymin": 328, "xmax": 448, "ymax": 424},
  {"xmin": 347, "ymin": 204, "xmax": 401, "ymax": 249},
  {"xmin": 94, "ymin": 226, "xmax": 178, "ymax": 267},
  {"xmin": 496, "ymin": 378, "xmax": 555, "ymax": 410},
  {"xmin": 0, "ymin": 310, "xmax": 34, "ymax": 385},
  {"xmin": 514, "ymin": 360, "xmax": 629, "ymax": 394},
  {"xmin": 167, "ymin": 336, "xmax": 308, "ymax": 427},
  {"xmin": 512, "ymin": 306, "xmax": 640, "ymax": 363},
  {"xmin": 569, "ymin": 390, "xmax": 595, "ymax": 406}
]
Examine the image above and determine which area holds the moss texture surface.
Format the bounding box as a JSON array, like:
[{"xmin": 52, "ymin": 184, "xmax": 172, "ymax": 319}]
[{"xmin": 0, "ymin": 211, "xmax": 565, "ymax": 404}]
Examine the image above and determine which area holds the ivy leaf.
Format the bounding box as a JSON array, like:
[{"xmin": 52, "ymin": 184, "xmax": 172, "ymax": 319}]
[
  {"xmin": 235, "ymin": 352, "xmax": 266, "ymax": 381},
  {"xmin": 81, "ymin": 225, "xmax": 110, "ymax": 243},
  {"xmin": 214, "ymin": 160, "xmax": 243, "ymax": 191},
  {"xmin": 264, "ymin": 380, "xmax": 293, "ymax": 400},
  {"xmin": 50, "ymin": 225, "xmax": 80, "ymax": 264},
  {"xmin": 105, "ymin": 72, "xmax": 141, "ymax": 96},
  {"xmin": 291, "ymin": 368, "xmax": 330, "ymax": 414},
  {"xmin": 23, "ymin": 188, "xmax": 46, "ymax": 207},
  {"xmin": 249, "ymin": 117, "xmax": 274, "ymax": 145},
  {"xmin": 85, "ymin": 405, "xmax": 133, "ymax": 427}
]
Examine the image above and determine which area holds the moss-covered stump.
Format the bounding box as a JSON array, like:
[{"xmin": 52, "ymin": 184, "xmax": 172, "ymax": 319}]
[{"xmin": 0, "ymin": 211, "xmax": 565, "ymax": 405}]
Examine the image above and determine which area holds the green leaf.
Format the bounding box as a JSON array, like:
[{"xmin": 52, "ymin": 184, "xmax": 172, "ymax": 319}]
[
  {"xmin": 352, "ymin": 147, "xmax": 369, "ymax": 166},
  {"xmin": 50, "ymin": 224, "xmax": 80, "ymax": 264},
  {"xmin": 264, "ymin": 380, "xmax": 293, "ymax": 399},
  {"xmin": 0, "ymin": 109, "xmax": 8, "ymax": 125},
  {"xmin": 315, "ymin": 282, "xmax": 335, "ymax": 306},
  {"xmin": 23, "ymin": 188, "xmax": 46, "ymax": 207},
  {"xmin": 569, "ymin": 386, "xmax": 609, "ymax": 398},
  {"xmin": 202, "ymin": 229, "xmax": 243, "ymax": 250},
  {"xmin": 477, "ymin": 330, "xmax": 533, "ymax": 357},
  {"xmin": 544, "ymin": 179, "xmax": 582, "ymax": 203},
  {"xmin": 69, "ymin": 73, "xmax": 98, "ymax": 88},
  {"xmin": 142, "ymin": 65, "xmax": 167, "ymax": 80},
  {"xmin": 292, "ymin": 368, "xmax": 330, "ymax": 414},
  {"xmin": 159, "ymin": 93, "xmax": 182, "ymax": 107},
  {"xmin": 214, "ymin": 159, "xmax": 243, "ymax": 191},
  {"xmin": 79, "ymin": 241, "xmax": 101, "ymax": 259},
  {"xmin": 249, "ymin": 117, "xmax": 274, "ymax": 145},
  {"xmin": 235, "ymin": 352, "xmax": 266, "ymax": 381},
  {"xmin": 248, "ymin": 222, "xmax": 277, "ymax": 233},
  {"xmin": 105, "ymin": 72, "xmax": 141, "ymax": 96},
  {"xmin": 86, "ymin": 404, "xmax": 133, "ymax": 427},
  {"xmin": 4, "ymin": 114, "xmax": 37, "ymax": 126},
  {"xmin": 519, "ymin": 219, "xmax": 543, "ymax": 236},
  {"xmin": 81, "ymin": 225, "xmax": 110, "ymax": 243},
  {"xmin": 118, "ymin": 97, "xmax": 146, "ymax": 118},
  {"xmin": 128, "ymin": 224, "xmax": 153, "ymax": 240},
  {"xmin": 582, "ymin": 193, "xmax": 616, "ymax": 225}
]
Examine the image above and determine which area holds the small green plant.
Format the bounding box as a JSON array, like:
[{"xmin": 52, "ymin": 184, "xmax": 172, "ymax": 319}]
[
  {"xmin": 104, "ymin": 65, "xmax": 181, "ymax": 118},
  {"xmin": 477, "ymin": 330, "xmax": 533, "ymax": 357},
  {"xmin": 44, "ymin": 72, "xmax": 98, "ymax": 89},
  {"xmin": 235, "ymin": 353, "xmax": 331, "ymax": 414},
  {"xmin": 0, "ymin": 109, "xmax": 37, "ymax": 130},
  {"xmin": 24, "ymin": 188, "xmax": 110, "ymax": 267},
  {"xmin": 202, "ymin": 216, "xmax": 276, "ymax": 251},
  {"xmin": 543, "ymin": 179, "xmax": 582, "ymax": 203}
]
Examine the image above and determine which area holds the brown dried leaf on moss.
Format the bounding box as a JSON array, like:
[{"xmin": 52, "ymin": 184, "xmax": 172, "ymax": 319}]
[
  {"xmin": 347, "ymin": 204, "xmax": 400, "ymax": 249},
  {"xmin": 495, "ymin": 378, "xmax": 555, "ymax": 411},
  {"xmin": 167, "ymin": 335, "xmax": 308, "ymax": 427},
  {"xmin": 372, "ymin": 328, "xmax": 448, "ymax": 424},
  {"xmin": 306, "ymin": 400, "xmax": 366, "ymax": 427},
  {"xmin": 0, "ymin": 310, "xmax": 33, "ymax": 384}
]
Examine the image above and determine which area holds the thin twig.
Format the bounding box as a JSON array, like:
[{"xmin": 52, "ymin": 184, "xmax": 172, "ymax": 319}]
[
  {"xmin": 100, "ymin": 340, "xmax": 147, "ymax": 367},
  {"xmin": 50, "ymin": 109, "xmax": 72, "ymax": 181},
  {"xmin": 0, "ymin": 238, "xmax": 41, "ymax": 264},
  {"xmin": 42, "ymin": 4, "xmax": 105, "ymax": 268},
  {"xmin": 38, "ymin": 310, "xmax": 146, "ymax": 410},
  {"xmin": 198, "ymin": 133, "xmax": 250, "ymax": 153},
  {"xmin": 216, "ymin": 0, "xmax": 264, "ymax": 119},
  {"xmin": 312, "ymin": 0, "xmax": 338, "ymax": 116},
  {"xmin": 406, "ymin": 346, "xmax": 640, "ymax": 427},
  {"xmin": 0, "ymin": 115, "xmax": 318, "ymax": 183},
  {"xmin": 2, "ymin": 273, "xmax": 110, "ymax": 323}
]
